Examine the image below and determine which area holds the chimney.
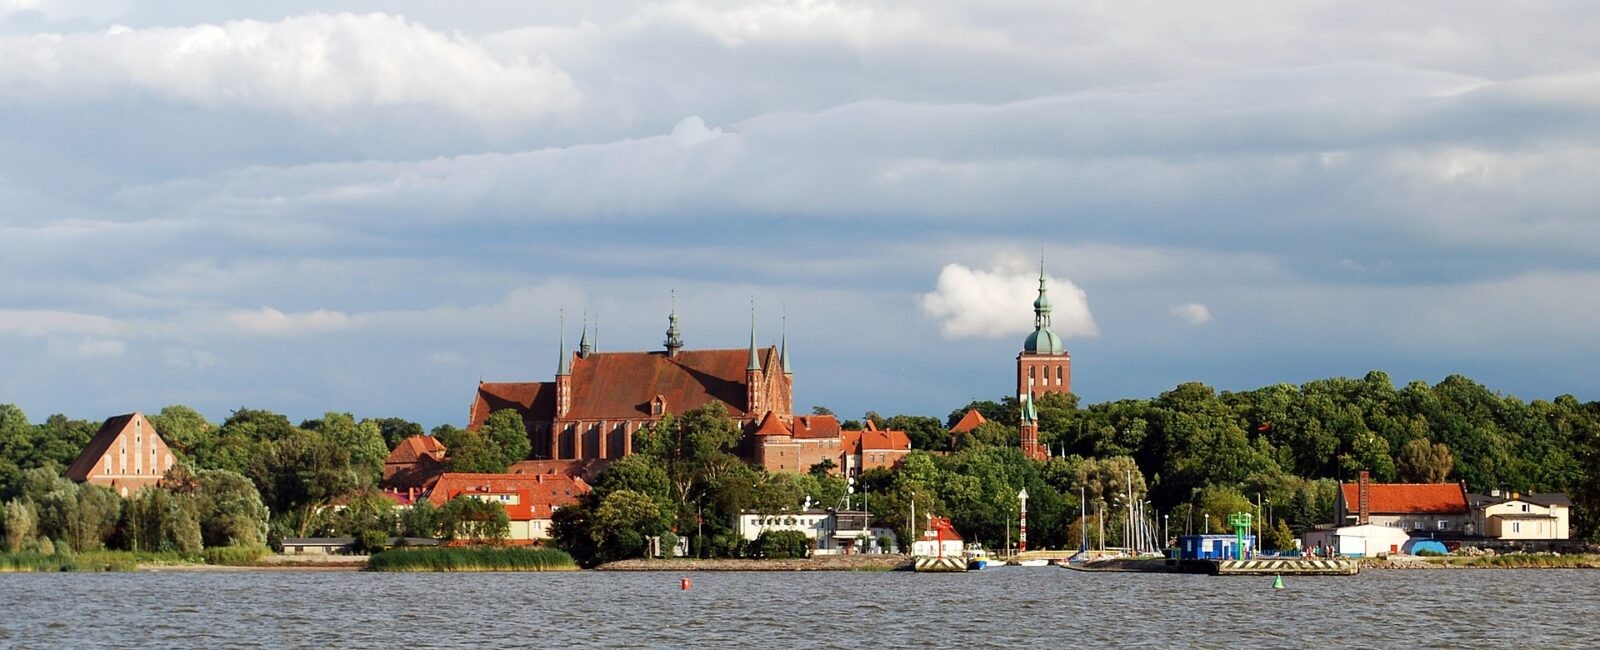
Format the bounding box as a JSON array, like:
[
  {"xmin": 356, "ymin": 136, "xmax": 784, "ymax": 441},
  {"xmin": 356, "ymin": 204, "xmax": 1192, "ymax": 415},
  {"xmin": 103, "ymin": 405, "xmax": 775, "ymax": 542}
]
[{"xmin": 1358, "ymin": 470, "xmax": 1370, "ymax": 525}]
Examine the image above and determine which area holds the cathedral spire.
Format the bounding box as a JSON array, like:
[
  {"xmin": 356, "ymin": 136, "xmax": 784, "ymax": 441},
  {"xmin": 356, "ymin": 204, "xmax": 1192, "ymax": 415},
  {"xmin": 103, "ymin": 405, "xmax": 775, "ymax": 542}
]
[
  {"xmin": 578, "ymin": 311, "xmax": 592, "ymax": 359},
  {"xmin": 747, "ymin": 303, "xmax": 762, "ymax": 372},
  {"xmin": 1022, "ymin": 254, "xmax": 1065, "ymax": 355},
  {"xmin": 663, "ymin": 291, "xmax": 683, "ymax": 358},
  {"xmin": 780, "ymin": 309, "xmax": 791, "ymax": 374}
]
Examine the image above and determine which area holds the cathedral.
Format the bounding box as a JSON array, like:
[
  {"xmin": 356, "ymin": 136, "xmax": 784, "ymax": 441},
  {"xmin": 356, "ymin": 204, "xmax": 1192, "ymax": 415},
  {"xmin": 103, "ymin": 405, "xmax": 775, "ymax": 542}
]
[
  {"xmin": 470, "ymin": 308, "xmax": 794, "ymax": 463},
  {"xmin": 1017, "ymin": 262, "xmax": 1071, "ymax": 461}
]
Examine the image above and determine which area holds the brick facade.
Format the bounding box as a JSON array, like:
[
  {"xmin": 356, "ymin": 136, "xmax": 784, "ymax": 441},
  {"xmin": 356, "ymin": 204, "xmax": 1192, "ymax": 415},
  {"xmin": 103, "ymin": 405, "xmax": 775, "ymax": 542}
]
[{"xmin": 64, "ymin": 412, "xmax": 176, "ymax": 497}]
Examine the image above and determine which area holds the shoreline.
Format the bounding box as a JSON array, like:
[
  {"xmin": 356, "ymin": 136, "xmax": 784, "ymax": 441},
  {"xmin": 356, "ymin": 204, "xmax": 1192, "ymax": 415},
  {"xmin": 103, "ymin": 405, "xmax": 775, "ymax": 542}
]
[{"xmin": 597, "ymin": 555, "xmax": 911, "ymax": 572}]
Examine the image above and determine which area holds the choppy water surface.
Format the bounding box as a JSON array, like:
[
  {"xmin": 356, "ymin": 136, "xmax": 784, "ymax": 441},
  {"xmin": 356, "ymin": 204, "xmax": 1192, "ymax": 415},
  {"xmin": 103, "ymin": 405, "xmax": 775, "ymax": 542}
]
[{"xmin": 3, "ymin": 567, "xmax": 1598, "ymax": 648}]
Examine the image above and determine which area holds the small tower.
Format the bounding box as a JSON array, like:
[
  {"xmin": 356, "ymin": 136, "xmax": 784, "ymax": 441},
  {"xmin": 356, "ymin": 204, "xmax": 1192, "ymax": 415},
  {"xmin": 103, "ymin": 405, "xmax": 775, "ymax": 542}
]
[
  {"xmin": 1018, "ymin": 257, "xmax": 1072, "ymax": 402},
  {"xmin": 1019, "ymin": 384, "xmax": 1046, "ymax": 461},
  {"xmin": 555, "ymin": 314, "xmax": 572, "ymax": 419},
  {"xmin": 664, "ymin": 296, "xmax": 684, "ymax": 358},
  {"xmin": 779, "ymin": 312, "xmax": 794, "ymax": 415},
  {"xmin": 578, "ymin": 315, "xmax": 592, "ymax": 359},
  {"xmin": 746, "ymin": 309, "xmax": 764, "ymax": 418}
]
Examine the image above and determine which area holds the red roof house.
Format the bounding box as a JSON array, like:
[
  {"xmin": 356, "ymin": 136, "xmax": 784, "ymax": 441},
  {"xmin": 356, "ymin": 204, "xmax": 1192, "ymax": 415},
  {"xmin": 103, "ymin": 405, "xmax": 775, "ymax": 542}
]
[
  {"xmin": 1338, "ymin": 471, "xmax": 1473, "ymax": 533},
  {"xmin": 382, "ymin": 435, "xmax": 448, "ymax": 490},
  {"xmin": 428, "ymin": 472, "xmax": 590, "ymax": 541}
]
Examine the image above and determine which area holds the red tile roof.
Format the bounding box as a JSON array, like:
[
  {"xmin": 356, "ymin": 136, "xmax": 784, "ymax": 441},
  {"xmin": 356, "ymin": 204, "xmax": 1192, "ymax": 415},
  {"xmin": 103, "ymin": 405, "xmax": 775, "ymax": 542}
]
[
  {"xmin": 949, "ymin": 409, "xmax": 987, "ymax": 434},
  {"xmin": 386, "ymin": 435, "xmax": 446, "ymax": 465},
  {"xmin": 790, "ymin": 415, "xmax": 841, "ymax": 439},
  {"xmin": 507, "ymin": 459, "xmax": 611, "ymax": 483},
  {"xmin": 471, "ymin": 381, "xmax": 554, "ymax": 429},
  {"xmin": 428, "ymin": 472, "xmax": 591, "ymax": 521},
  {"xmin": 1341, "ymin": 482, "xmax": 1469, "ymax": 515},
  {"xmin": 842, "ymin": 428, "xmax": 912, "ymax": 454},
  {"xmin": 564, "ymin": 348, "xmax": 775, "ymax": 420},
  {"xmin": 752, "ymin": 411, "xmax": 791, "ymax": 436}
]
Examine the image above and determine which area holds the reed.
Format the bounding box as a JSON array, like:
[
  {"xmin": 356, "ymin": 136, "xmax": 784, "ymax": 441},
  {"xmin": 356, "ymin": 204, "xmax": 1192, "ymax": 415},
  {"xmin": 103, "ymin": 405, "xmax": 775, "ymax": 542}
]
[
  {"xmin": 201, "ymin": 545, "xmax": 271, "ymax": 566},
  {"xmin": 1445, "ymin": 554, "xmax": 1600, "ymax": 569},
  {"xmin": 367, "ymin": 546, "xmax": 579, "ymax": 572},
  {"xmin": 0, "ymin": 551, "xmax": 137, "ymax": 572}
]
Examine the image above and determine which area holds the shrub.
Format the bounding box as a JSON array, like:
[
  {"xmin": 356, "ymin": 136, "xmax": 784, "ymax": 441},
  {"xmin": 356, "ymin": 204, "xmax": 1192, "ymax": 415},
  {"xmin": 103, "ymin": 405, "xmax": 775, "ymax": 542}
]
[
  {"xmin": 752, "ymin": 530, "xmax": 809, "ymax": 559},
  {"xmin": 355, "ymin": 529, "xmax": 389, "ymax": 555},
  {"xmin": 201, "ymin": 545, "xmax": 270, "ymax": 566}
]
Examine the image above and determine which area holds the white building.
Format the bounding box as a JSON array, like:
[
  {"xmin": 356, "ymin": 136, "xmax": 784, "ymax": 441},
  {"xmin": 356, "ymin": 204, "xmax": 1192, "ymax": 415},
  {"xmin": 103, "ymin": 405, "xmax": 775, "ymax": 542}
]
[
  {"xmin": 1304, "ymin": 524, "xmax": 1410, "ymax": 558},
  {"xmin": 733, "ymin": 509, "xmax": 897, "ymax": 555},
  {"xmin": 1470, "ymin": 491, "xmax": 1571, "ymax": 541}
]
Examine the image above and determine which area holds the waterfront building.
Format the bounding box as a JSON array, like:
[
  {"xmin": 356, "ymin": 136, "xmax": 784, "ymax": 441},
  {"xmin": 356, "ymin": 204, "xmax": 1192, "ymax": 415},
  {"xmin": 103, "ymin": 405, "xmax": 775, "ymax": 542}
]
[
  {"xmin": 1016, "ymin": 262, "xmax": 1069, "ymax": 461},
  {"xmin": 470, "ymin": 309, "xmax": 793, "ymax": 465},
  {"xmin": 1468, "ymin": 490, "xmax": 1571, "ymax": 541},
  {"xmin": 747, "ymin": 411, "xmax": 844, "ymax": 474},
  {"xmin": 1334, "ymin": 471, "xmax": 1474, "ymax": 534},
  {"xmin": 381, "ymin": 434, "xmax": 448, "ymax": 491},
  {"xmin": 1177, "ymin": 533, "xmax": 1258, "ymax": 560},
  {"xmin": 63, "ymin": 412, "xmax": 176, "ymax": 497},
  {"xmin": 910, "ymin": 516, "xmax": 964, "ymax": 557},
  {"xmin": 428, "ymin": 472, "xmax": 590, "ymax": 541},
  {"xmin": 734, "ymin": 509, "xmax": 897, "ymax": 555},
  {"xmin": 1302, "ymin": 524, "xmax": 1409, "ymax": 558}
]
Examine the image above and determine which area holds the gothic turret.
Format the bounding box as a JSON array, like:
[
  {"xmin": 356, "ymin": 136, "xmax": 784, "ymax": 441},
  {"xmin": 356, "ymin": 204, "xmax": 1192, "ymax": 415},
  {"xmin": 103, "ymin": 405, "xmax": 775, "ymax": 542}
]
[{"xmin": 664, "ymin": 301, "xmax": 683, "ymax": 358}]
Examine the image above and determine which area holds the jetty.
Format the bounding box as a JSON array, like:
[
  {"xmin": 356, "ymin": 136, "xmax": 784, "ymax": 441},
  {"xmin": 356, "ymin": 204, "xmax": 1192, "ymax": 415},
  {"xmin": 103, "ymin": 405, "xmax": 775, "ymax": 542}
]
[{"xmin": 1182, "ymin": 558, "xmax": 1359, "ymax": 576}]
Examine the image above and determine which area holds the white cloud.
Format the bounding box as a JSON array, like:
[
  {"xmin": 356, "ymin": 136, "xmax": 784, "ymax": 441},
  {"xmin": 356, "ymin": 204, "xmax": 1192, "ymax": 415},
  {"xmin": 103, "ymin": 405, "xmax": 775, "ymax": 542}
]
[
  {"xmin": 1170, "ymin": 303, "xmax": 1212, "ymax": 327},
  {"xmin": 0, "ymin": 309, "xmax": 121, "ymax": 336},
  {"xmin": 920, "ymin": 261, "xmax": 1096, "ymax": 339},
  {"xmin": 162, "ymin": 348, "xmax": 221, "ymax": 368},
  {"xmin": 225, "ymin": 307, "xmax": 354, "ymax": 334},
  {"xmin": 0, "ymin": 13, "xmax": 580, "ymax": 125},
  {"xmin": 69, "ymin": 337, "xmax": 124, "ymax": 358}
]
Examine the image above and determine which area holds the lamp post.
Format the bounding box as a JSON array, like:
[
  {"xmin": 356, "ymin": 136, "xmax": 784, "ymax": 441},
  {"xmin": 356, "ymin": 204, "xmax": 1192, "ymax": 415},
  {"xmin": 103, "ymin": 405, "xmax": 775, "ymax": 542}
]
[
  {"xmin": 1163, "ymin": 513, "xmax": 1170, "ymax": 550},
  {"xmin": 1079, "ymin": 486, "xmax": 1087, "ymax": 552}
]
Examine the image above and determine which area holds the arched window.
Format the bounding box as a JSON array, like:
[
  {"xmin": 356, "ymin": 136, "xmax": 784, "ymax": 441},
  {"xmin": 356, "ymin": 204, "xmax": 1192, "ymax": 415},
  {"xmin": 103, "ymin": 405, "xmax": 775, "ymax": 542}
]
[
  {"xmin": 1028, "ymin": 367, "xmax": 1035, "ymax": 379},
  {"xmin": 1057, "ymin": 366, "xmax": 1064, "ymax": 383}
]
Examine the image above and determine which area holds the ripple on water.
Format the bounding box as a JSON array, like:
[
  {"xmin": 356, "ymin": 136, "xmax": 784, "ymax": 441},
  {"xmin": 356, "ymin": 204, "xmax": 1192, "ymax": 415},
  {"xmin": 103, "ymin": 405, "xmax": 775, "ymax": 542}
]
[{"xmin": 2, "ymin": 568, "xmax": 1599, "ymax": 647}]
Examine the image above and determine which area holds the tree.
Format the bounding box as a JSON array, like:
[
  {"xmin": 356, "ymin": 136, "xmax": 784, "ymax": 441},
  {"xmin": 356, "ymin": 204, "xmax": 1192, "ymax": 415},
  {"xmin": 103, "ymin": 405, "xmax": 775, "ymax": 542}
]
[
  {"xmin": 370, "ymin": 417, "xmax": 424, "ymax": 450},
  {"xmin": 438, "ymin": 496, "xmax": 510, "ymax": 543},
  {"xmin": 400, "ymin": 498, "xmax": 439, "ymax": 538},
  {"xmin": 440, "ymin": 427, "xmax": 504, "ymax": 473},
  {"xmin": 304, "ymin": 413, "xmax": 387, "ymax": 487},
  {"xmin": 191, "ymin": 468, "xmax": 271, "ymax": 547},
  {"xmin": 3, "ymin": 498, "xmax": 38, "ymax": 552},
  {"xmin": 751, "ymin": 530, "xmax": 809, "ymax": 558},
  {"xmin": 590, "ymin": 489, "xmax": 668, "ymax": 562},
  {"xmin": 249, "ymin": 428, "xmax": 363, "ymax": 537},
  {"xmin": 481, "ymin": 409, "xmax": 532, "ymax": 470},
  {"xmin": 123, "ymin": 487, "xmax": 201, "ymax": 553},
  {"xmin": 147, "ymin": 406, "xmax": 213, "ymax": 457},
  {"xmin": 1396, "ymin": 438, "xmax": 1454, "ymax": 483}
]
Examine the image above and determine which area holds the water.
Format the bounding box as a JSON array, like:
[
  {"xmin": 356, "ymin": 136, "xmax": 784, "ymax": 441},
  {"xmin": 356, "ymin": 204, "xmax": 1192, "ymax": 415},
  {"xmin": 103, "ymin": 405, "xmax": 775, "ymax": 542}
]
[{"xmin": 2, "ymin": 567, "xmax": 1598, "ymax": 648}]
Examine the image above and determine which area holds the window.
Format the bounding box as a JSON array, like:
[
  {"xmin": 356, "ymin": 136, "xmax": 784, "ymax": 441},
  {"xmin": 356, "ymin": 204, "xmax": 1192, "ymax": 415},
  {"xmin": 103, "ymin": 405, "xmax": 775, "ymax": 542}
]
[
  {"xmin": 1028, "ymin": 367, "xmax": 1035, "ymax": 379},
  {"xmin": 1437, "ymin": 520, "xmax": 1448, "ymax": 530},
  {"xmin": 1512, "ymin": 521, "xmax": 1521, "ymax": 533},
  {"xmin": 1057, "ymin": 366, "xmax": 1064, "ymax": 382}
]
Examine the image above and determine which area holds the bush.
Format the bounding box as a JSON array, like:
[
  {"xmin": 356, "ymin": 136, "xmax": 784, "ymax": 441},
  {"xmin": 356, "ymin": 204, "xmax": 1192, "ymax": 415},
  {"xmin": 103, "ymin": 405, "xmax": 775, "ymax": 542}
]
[
  {"xmin": 201, "ymin": 545, "xmax": 270, "ymax": 566},
  {"xmin": 354, "ymin": 529, "xmax": 389, "ymax": 555},
  {"xmin": 751, "ymin": 530, "xmax": 809, "ymax": 559},
  {"xmin": 1417, "ymin": 549, "xmax": 1447, "ymax": 557}
]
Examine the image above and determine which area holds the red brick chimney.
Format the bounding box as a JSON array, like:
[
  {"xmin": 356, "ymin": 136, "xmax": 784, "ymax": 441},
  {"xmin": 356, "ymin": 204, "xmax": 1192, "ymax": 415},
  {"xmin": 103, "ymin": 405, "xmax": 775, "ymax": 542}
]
[{"xmin": 1358, "ymin": 470, "xmax": 1371, "ymax": 525}]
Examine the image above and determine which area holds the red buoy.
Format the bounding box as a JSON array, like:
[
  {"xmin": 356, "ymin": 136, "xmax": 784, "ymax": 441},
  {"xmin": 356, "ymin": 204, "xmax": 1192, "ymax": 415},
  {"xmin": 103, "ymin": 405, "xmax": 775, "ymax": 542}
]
[{"xmin": 680, "ymin": 577, "xmax": 691, "ymax": 590}]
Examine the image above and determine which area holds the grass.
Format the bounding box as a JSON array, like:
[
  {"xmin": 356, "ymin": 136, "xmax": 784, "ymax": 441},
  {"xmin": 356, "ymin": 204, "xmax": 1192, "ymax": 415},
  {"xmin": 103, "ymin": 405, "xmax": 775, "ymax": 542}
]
[
  {"xmin": 1441, "ymin": 554, "xmax": 1600, "ymax": 569},
  {"xmin": 0, "ymin": 545, "xmax": 271, "ymax": 572},
  {"xmin": 367, "ymin": 546, "xmax": 579, "ymax": 572},
  {"xmin": 0, "ymin": 551, "xmax": 137, "ymax": 572}
]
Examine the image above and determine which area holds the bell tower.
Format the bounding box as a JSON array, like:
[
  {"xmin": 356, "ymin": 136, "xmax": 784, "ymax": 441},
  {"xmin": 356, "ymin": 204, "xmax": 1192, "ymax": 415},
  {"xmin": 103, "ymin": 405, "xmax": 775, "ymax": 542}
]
[{"xmin": 1017, "ymin": 259, "xmax": 1071, "ymax": 402}]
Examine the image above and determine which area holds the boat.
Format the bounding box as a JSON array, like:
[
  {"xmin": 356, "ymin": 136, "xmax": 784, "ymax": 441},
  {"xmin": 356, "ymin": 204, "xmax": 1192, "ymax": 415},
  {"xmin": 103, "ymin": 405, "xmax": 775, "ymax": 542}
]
[
  {"xmin": 964, "ymin": 548, "xmax": 995, "ymax": 570},
  {"xmin": 1016, "ymin": 558, "xmax": 1049, "ymax": 567}
]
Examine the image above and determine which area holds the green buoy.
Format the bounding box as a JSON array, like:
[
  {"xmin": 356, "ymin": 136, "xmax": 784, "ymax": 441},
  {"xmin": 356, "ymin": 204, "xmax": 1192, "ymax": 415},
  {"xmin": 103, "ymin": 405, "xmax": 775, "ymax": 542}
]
[{"xmin": 1272, "ymin": 574, "xmax": 1284, "ymax": 590}]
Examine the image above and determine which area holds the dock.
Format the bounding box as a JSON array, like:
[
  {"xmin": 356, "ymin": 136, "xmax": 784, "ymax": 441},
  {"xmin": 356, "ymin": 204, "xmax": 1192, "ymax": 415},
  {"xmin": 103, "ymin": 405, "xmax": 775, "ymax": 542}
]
[{"xmin": 1180, "ymin": 558, "xmax": 1359, "ymax": 576}]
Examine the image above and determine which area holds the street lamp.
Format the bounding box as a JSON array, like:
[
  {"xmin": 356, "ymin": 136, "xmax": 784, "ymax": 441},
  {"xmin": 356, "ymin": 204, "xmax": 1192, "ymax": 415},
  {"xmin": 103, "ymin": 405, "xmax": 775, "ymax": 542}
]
[{"xmin": 1163, "ymin": 513, "xmax": 1170, "ymax": 550}]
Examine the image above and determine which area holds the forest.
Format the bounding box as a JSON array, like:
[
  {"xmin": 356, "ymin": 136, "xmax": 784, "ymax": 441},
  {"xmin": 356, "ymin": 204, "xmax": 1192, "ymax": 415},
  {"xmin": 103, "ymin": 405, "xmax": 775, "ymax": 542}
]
[{"xmin": 2, "ymin": 371, "xmax": 1597, "ymax": 562}]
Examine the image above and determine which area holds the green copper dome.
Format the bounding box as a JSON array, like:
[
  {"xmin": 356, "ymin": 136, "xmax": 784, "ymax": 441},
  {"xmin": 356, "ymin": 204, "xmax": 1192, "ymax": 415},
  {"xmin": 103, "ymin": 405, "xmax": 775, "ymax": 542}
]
[
  {"xmin": 1023, "ymin": 259, "xmax": 1066, "ymax": 355},
  {"xmin": 1024, "ymin": 327, "xmax": 1064, "ymax": 355}
]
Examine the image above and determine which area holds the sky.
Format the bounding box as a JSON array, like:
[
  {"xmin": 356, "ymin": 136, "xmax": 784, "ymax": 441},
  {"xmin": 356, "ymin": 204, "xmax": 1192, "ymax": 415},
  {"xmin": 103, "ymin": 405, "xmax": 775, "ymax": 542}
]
[{"xmin": 3, "ymin": 1, "xmax": 1600, "ymax": 429}]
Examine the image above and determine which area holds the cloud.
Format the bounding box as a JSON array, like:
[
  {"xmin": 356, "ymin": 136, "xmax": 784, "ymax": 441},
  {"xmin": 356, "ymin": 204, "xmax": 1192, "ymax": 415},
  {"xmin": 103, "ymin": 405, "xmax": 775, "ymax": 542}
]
[
  {"xmin": 920, "ymin": 261, "xmax": 1096, "ymax": 339},
  {"xmin": 66, "ymin": 337, "xmax": 124, "ymax": 358},
  {"xmin": 1170, "ymin": 303, "xmax": 1212, "ymax": 327},
  {"xmin": 0, "ymin": 309, "xmax": 121, "ymax": 336},
  {"xmin": 161, "ymin": 348, "xmax": 221, "ymax": 368},
  {"xmin": 0, "ymin": 13, "xmax": 580, "ymax": 125},
  {"xmin": 225, "ymin": 307, "xmax": 354, "ymax": 335}
]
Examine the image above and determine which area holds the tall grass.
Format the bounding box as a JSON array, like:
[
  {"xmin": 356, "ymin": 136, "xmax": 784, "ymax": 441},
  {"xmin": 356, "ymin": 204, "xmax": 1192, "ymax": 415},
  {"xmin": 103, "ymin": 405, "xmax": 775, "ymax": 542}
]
[
  {"xmin": 1446, "ymin": 554, "xmax": 1600, "ymax": 569},
  {"xmin": 367, "ymin": 546, "xmax": 578, "ymax": 572},
  {"xmin": 201, "ymin": 545, "xmax": 271, "ymax": 566},
  {"xmin": 0, "ymin": 551, "xmax": 136, "ymax": 572}
]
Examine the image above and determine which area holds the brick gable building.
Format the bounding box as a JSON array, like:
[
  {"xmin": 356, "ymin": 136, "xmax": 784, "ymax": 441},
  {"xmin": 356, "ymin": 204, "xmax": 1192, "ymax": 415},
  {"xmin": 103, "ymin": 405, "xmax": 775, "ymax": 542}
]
[{"xmin": 64, "ymin": 412, "xmax": 176, "ymax": 497}]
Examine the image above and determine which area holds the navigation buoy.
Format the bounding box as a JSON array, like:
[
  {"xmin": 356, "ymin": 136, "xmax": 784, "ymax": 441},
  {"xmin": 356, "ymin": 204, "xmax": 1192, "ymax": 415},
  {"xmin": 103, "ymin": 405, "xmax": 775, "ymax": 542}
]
[
  {"xmin": 1272, "ymin": 574, "xmax": 1284, "ymax": 590},
  {"xmin": 681, "ymin": 577, "xmax": 691, "ymax": 590}
]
